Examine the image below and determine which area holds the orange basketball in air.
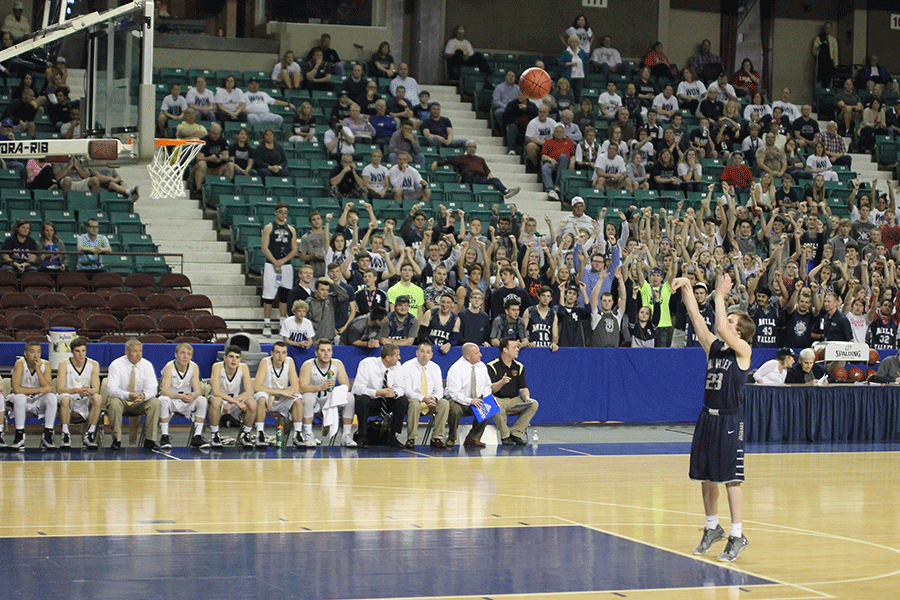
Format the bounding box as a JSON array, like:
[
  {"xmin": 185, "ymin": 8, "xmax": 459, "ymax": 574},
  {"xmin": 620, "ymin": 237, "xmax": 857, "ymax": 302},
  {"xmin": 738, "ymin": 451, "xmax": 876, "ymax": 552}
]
[{"xmin": 520, "ymin": 67, "xmax": 552, "ymax": 100}]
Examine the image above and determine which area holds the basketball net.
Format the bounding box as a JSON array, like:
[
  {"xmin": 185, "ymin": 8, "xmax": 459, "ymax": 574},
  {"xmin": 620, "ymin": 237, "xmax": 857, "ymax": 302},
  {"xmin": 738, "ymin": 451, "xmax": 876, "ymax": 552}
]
[{"xmin": 148, "ymin": 139, "xmax": 205, "ymax": 199}]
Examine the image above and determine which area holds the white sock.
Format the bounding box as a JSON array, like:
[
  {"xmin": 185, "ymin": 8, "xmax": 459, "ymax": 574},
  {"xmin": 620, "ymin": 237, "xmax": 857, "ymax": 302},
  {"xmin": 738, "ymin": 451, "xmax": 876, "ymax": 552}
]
[
  {"xmin": 62, "ymin": 424, "xmax": 70, "ymax": 434},
  {"xmin": 343, "ymin": 423, "xmax": 352, "ymax": 435},
  {"xmin": 293, "ymin": 423, "xmax": 303, "ymax": 434},
  {"xmin": 264, "ymin": 318, "xmax": 271, "ymax": 325},
  {"xmin": 193, "ymin": 423, "xmax": 203, "ymax": 436},
  {"xmin": 255, "ymin": 422, "xmax": 264, "ymax": 432},
  {"xmin": 706, "ymin": 515, "xmax": 719, "ymax": 530},
  {"xmin": 87, "ymin": 424, "xmax": 96, "ymax": 433},
  {"xmin": 242, "ymin": 425, "xmax": 252, "ymax": 433},
  {"xmin": 730, "ymin": 523, "xmax": 742, "ymax": 538},
  {"xmin": 210, "ymin": 425, "xmax": 219, "ymax": 433},
  {"xmin": 303, "ymin": 423, "xmax": 313, "ymax": 436},
  {"xmin": 160, "ymin": 422, "xmax": 169, "ymax": 435}
]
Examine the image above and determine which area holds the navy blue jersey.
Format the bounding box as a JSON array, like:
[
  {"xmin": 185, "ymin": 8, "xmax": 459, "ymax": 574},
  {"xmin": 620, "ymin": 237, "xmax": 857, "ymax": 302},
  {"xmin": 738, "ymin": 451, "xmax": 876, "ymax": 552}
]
[
  {"xmin": 867, "ymin": 317, "xmax": 898, "ymax": 350},
  {"xmin": 703, "ymin": 339, "xmax": 749, "ymax": 412},
  {"xmin": 527, "ymin": 305, "xmax": 555, "ymax": 347},
  {"xmin": 426, "ymin": 310, "xmax": 457, "ymax": 346},
  {"xmin": 686, "ymin": 302, "xmax": 715, "ymax": 347},
  {"xmin": 267, "ymin": 221, "xmax": 294, "ymax": 262},
  {"xmin": 749, "ymin": 302, "xmax": 779, "ymax": 347},
  {"xmin": 781, "ymin": 309, "xmax": 814, "ymax": 348},
  {"xmin": 556, "ymin": 304, "xmax": 589, "ymax": 347},
  {"xmin": 458, "ymin": 309, "xmax": 490, "ymax": 345}
]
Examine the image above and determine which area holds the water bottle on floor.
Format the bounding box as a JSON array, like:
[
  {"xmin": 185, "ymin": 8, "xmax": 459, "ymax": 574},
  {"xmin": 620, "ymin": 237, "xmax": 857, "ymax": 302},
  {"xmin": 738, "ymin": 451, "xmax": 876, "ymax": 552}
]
[
  {"xmin": 531, "ymin": 429, "xmax": 538, "ymax": 443},
  {"xmin": 275, "ymin": 424, "xmax": 284, "ymax": 448}
]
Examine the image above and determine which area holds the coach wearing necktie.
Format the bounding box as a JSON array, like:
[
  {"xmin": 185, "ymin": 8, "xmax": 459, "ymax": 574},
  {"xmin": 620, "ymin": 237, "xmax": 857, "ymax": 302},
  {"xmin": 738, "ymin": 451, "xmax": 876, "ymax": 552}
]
[
  {"xmin": 105, "ymin": 339, "xmax": 161, "ymax": 450},
  {"xmin": 350, "ymin": 343, "xmax": 408, "ymax": 448},
  {"xmin": 446, "ymin": 342, "xmax": 508, "ymax": 448}
]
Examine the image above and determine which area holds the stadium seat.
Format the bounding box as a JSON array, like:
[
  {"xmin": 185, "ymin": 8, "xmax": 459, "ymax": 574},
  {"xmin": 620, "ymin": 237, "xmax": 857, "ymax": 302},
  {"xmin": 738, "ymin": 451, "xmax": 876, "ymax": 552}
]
[
  {"xmin": 106, "ymin": 292, "xmax": 143, "ymax": 318},
  {"xmin": 179, "ymin": 294, "xmax": 213, "ymax": 312},
  {"xmin": 122, "ymin": 314, "xmax": 157, "ymax": 335},
  {"xmin": 56, "ymin": 272, "xmax": 90, "ymax": 293},
  {"xmin": 91, "ymin": 272, "xmax": 125, "ymax": 292},
  {"xmin": 106, "ymin": 254, "xmax": 135, "ymax": 275},
  {"xmin": 143, "ymin": 293, "xmax": 180, "ymax": 312},
  {"xmin": 125, "ymin": 272, "xmax": 158, "ymax": 292},
  {"xmin": 36, "ymin": 292, "xmax": 71, "ymax": 311},
  {"xmin": 192, "ymin": 314, "xmax": 227, "ymax": 342},
  {"xmin": 111, "ymin": 212, "xmax": 145, "ymax": 235},
  {"xmin": 135, "ymin": 254, "xmax": 171, "ymax": 274},
  {"xmin": 32, "ymin": 189, "xmax": 66, "ymax": 211},
  {"xmin": 157, "ymin": 314, "xmax": 194, "ymax": 340},
  {"xmin": 85, "ymin": 314, "xmax": 120, "ymax": 339},
  {"xmin": 48, "ymin": 313, "xmax": 84, "ymax": 330}
]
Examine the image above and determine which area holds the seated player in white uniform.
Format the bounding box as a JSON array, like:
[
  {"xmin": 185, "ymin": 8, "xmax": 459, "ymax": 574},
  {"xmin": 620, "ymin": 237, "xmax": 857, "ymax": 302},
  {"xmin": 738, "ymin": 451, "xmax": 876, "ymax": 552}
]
[
  {"xmin": 253, "ymin": 341, "xmax": 302, "ymax": 448},
  {"xmin": 158, "ymin": 343, "xmax": 209, "ymax": 449},
  {"xmin": 56, "ymin": 337, "xmax": 103, "ymax": 449},
  {"xmin": 208, "ymin": 345, "xmax": 257, "ymax": 448},
  {"xmin": 281, "ymin": 299, "xmax": 316, "ymax": 350},
  {"xmin": 7, "ymin": 340, "xmax": 59, "ymax": 449},
  {"xmin": 297, "ymin": 338, "xmax": 356, "ymax": 448}
]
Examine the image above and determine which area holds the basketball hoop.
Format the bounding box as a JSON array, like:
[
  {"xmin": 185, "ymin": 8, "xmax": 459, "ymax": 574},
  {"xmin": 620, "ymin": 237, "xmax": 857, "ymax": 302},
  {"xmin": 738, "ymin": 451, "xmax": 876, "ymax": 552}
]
[{"xmin": 148, "ymin": 138, "xmax": 205, "ymax": 199}]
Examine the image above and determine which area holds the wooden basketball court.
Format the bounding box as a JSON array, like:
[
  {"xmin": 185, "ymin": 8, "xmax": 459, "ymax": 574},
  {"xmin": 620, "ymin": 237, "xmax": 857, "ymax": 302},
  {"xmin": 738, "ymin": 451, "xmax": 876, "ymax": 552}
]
[{"xmin": 0, "ymin": 440, "xmax": 897, "ymax": 599}]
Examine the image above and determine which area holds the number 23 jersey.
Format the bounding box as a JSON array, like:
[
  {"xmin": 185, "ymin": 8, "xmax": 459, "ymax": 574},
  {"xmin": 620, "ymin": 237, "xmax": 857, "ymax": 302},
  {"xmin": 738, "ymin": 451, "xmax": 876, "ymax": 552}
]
[{"xmin": 703, "ymin": 339, "xmax": 749, "ymax": 412}]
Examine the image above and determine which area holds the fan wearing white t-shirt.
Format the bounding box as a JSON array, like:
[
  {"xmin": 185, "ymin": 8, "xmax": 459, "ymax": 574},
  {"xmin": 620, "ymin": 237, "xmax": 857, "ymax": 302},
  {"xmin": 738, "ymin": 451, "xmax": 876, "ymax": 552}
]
[
  {"xmin": 594, "ymin": 144, "xmax": 632, "ymax": 191},
  {"xmin": 388, "ymin": 151, "xmax": 430, "ymax": 204},
  {"xmin": 186, "ymin": 77, "xmax": 216, "ymax": 121},
  {"xmin": 362, "ymin": 149, "xmax": 391, "ymax": 199},
  {"xmin": 158, "ymin": 83, "xmax": 188, "ymax": 135},
  {"xmin": 214, "ymin": 75, "xmax": 247, "ymax": 122},
  {"xmin": 651, "ymin": 85, "xmax": 679, "ymax": 121},
  {"xmin": 281, "ymin": 300, "xmax": 317, "ymax": 349}
]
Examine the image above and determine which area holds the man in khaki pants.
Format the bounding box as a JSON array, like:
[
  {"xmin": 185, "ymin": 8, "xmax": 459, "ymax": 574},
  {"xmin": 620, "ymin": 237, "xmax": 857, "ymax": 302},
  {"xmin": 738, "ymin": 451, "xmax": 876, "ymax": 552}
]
[
  {"xmin": 486, "ymin": 338, "xmax": 538, "ymax": 445},
  {"xmin": 400, "ymin": 342, "xmax": 450, "ymax": 448},
  {"xmin": 104, "ymin": 339, "xmax": 161, "ymax": 450}
]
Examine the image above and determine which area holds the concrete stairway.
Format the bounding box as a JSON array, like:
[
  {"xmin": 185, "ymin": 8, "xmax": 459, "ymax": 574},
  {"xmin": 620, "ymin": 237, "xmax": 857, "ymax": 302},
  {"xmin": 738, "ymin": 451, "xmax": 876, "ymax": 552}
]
[
  {"xmin": 426, "ymin": 84, "xmax": 565, "ymax": 235},
  {"xmin": 116, "ymin": 163, "xmax": 263, "ymax": 334}
]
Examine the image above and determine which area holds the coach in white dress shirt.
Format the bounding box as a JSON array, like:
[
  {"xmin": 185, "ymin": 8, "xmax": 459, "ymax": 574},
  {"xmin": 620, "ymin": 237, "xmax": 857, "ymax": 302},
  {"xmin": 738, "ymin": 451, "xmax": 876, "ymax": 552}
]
[
  {"xmin": 105, "ymin": 339, "xmax": 161, "ymax": 450},
  {"xmin": 446, "ymin": 343, "xmax": 498, "ymax": 448},
  {"xmin": 401, "ymin": 343, "xmax": 450, "ymax": 448},
  {"xmin": 351, "ymin": 343, "xmax": 408, "ymax": 448}
]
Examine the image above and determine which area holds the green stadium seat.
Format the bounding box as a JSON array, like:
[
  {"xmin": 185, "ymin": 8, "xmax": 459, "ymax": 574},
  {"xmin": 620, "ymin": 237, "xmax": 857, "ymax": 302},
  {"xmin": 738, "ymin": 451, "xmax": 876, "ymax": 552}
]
[
  {"xmin": 234, "ymin": 175, "xmax": 265, "ymax": 195},
  {"xmin": 202, "ymin": 175, "xmax": 234, "ymax": 208},
  {"xmin": 106, "ymin": 254, "xmax": 134, "ymax": 274},
  {"xmin": 111, "ymin": 212, "xmax": 145, "ymax": 235},
  {"xmin": 120, "ymin": 233, "xmax": 158, "ymax": 253},
  {"xmin": 134, "ymin": 254, "xmax": 170, "ymax": 274},
  {"xmin": 2, "ymin": 189, "xmax": 32, "ymax": 211},
  {"xmin": 443, "ymin": 183, "xmax": 473, "ymax": 204},
  {"xmin": 32, "ymin": 189, "xmax": 66, "ymax": 211},
  {"xmin": 265, "ymin": 177, "xmax": 297, "ymax": 196},
  {"xmin": 250, "ymin": 196, "xmax": 278, "ymax": 217},
  {"xmin": 99, "ymin": 192, "xmax": 133, "ymax": 214},
  {"xmin": 243, "ymin": 70, "xmax": 267, "ymax": 84},
  {"xmin": 245, "ymin": 245, "xmax": 265, "ymax": 274},
  {"xmin": 8, "ymin": 209, "xmax": 40, "ymax": 224},
  {"xmin": 471, "ymin": 183, "xmax": 502, "ymax": 204},
  {"xmin": 160, "ymin": 67, "xmax": 187, "ymax": 86},
  {"xmin": 67, "ymin": 191, "xmax": 98, "ymax": 213},
  {"xmin": 217, "ymin": 195, "xmax": 249, "ymax": 228},
  {"xmin": 231, "ymin": 215, "xmax": 263, "ymax": 251},
  {"xmin": 43, "ymin": 210, "xmax": 77, "ymax": 234}
]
